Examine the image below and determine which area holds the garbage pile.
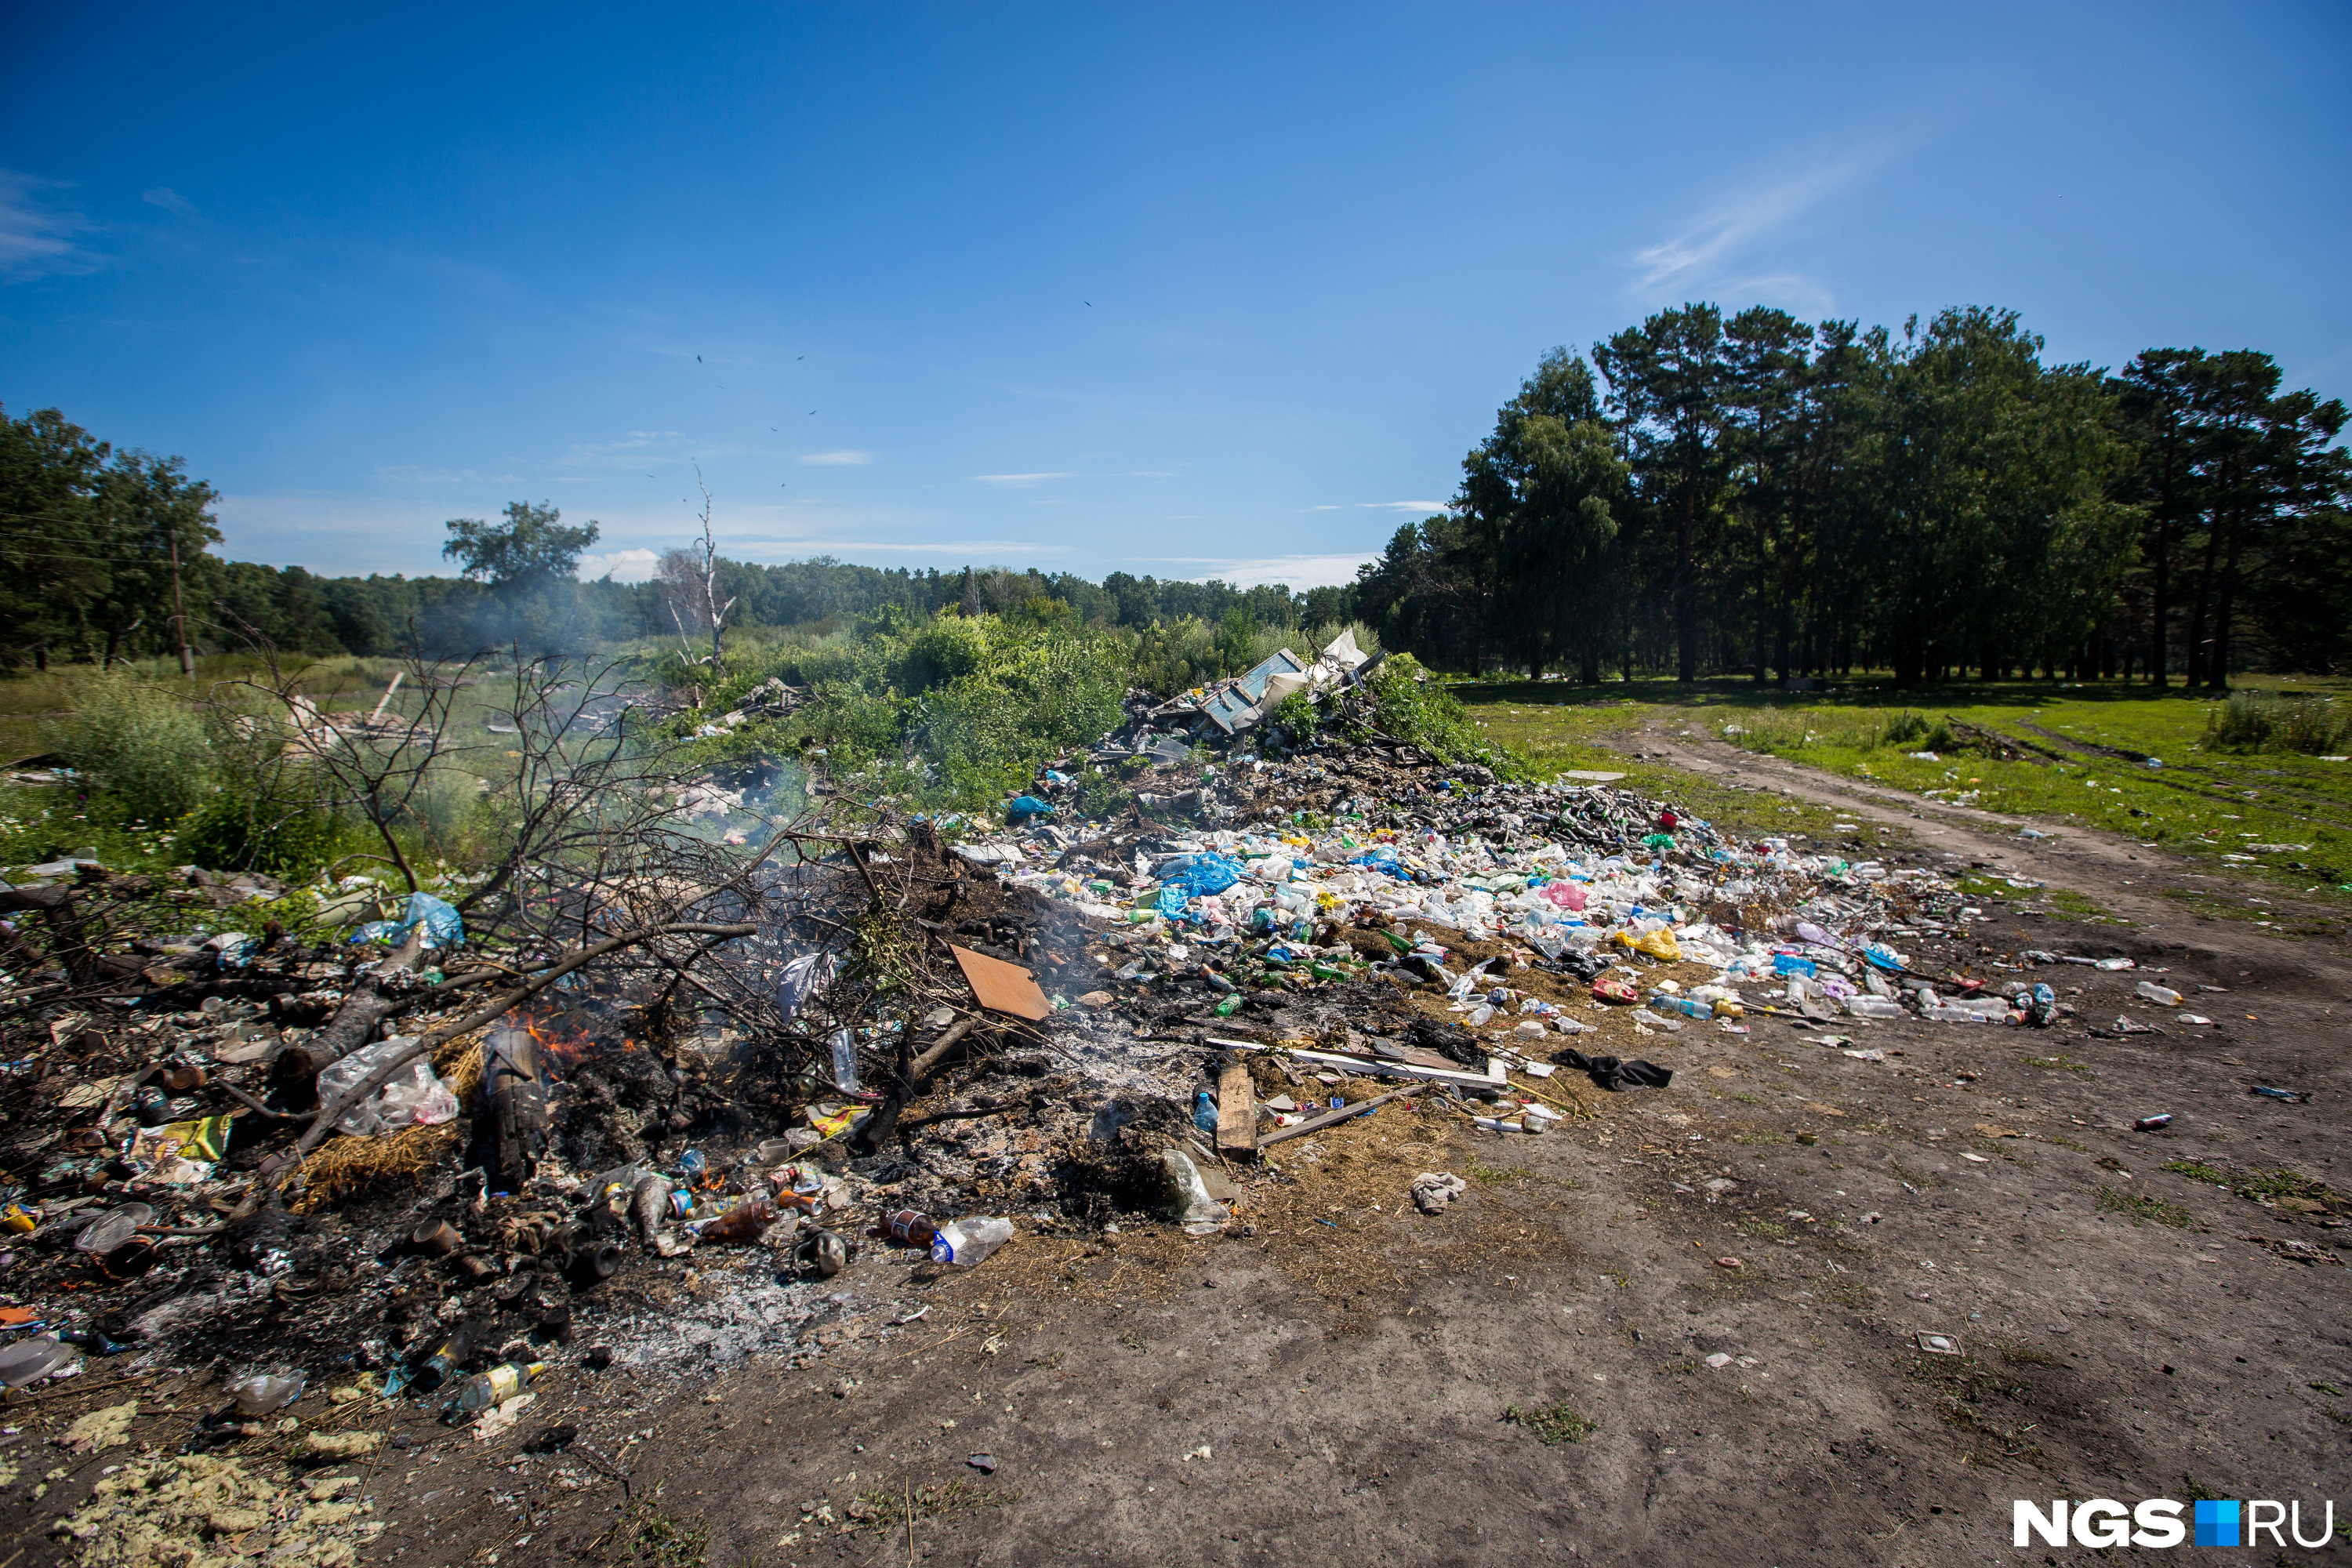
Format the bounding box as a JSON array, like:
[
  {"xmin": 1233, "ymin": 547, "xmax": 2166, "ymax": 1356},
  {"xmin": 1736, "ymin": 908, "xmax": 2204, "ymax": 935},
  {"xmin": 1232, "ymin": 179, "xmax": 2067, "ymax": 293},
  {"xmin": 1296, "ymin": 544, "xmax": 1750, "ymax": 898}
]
[
  {"xmin": 0, "ymin": 712, "xmax": 2035, "ymax": 1439},
  {"xmin": 1091, "ymin": 630, "xmax": 1382, "ymax": 757}
]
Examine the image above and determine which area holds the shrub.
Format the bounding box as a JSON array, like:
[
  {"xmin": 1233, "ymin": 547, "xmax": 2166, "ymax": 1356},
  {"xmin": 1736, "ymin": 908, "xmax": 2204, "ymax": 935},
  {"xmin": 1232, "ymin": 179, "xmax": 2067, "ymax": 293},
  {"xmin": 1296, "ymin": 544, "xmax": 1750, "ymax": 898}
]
[
  {"xmin": 42, "ymin": 675, "xmax": 216, "ymax": 826},
  {"xmin": 2277, "ymin": 698, "xmax": 2343, "ymax": 756},
  {"xmin": 175, "ymin": 779, "xmax": 363, "ymax": 878},
  {"xmin": 2204, "ymin": 693, "xmax": 2275, "ymax": 753},
  {"xmin": 2201, "ymin": 692, "xmax": 2342, "ymax": 755}
]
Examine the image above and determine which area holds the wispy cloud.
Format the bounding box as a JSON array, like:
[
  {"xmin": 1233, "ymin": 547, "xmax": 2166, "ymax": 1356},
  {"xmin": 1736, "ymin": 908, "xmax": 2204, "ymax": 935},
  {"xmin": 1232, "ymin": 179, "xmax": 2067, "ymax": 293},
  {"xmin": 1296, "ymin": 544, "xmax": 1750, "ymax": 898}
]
[
  {"xmin": 1630, "ymin": 143, "xmax": 1903, "ymax": 303},
  {"xmin": 972, "ymin": 472, "xmax": 1073, "ymax": 488},
  {"xmin": 0, "ymin": 170, "xmax": 99, "ymax": 281},
  {"xmin": 557, "ymin": 431, "xmax": 684, "ymax": 467},
  {"xmin": 141, "ymin": 187, "xmax": 195, "ymax": 218},
  {"xmin": 376, "ymin": 464, "xmax": 521, "ymax": 485},
  {"xmin": 1362, "ymin": 500, "xmax": 1450, "ymax": 513},
  {"xmin": 798, "ymin": 449, "xmax": 873, "ymax": 466}
]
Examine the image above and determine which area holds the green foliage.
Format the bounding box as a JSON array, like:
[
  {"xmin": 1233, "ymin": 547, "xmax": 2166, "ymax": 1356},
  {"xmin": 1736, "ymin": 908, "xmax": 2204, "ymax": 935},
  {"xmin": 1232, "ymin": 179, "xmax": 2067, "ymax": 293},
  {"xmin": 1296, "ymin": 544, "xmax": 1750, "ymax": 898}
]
[
  {"xmin": 1341, "ymin": 653, "xmax": 1526, "ymax": 774},
  {"xmin": 441, "ymin": 500, "xmax": 601, "ymax": 590},
  {"xmin": 1882, "ymin": 710, "xmax": 1955, "ymax": 751},
  {"xmin": 1504, "ymin": 1400, "xmax": 1597, "ymax": 1444},
  {"xmin": 41, "ymin": 673, "xmax": 216, "ymax": 825},
  {"xmin": 2205, "ymin": 691, "xmax": 2343, "ymax": 755},
  {"xmin": 717, "ymin": 612, "xmax": 1127, "ymax": 808},
  {"xmin": 173, "ymin": 783, "xmax": 361, "ymax": 880},
  {"xmin": 2095, "ymin": 1185, "xmax": 2190, "ymax": 1228}
]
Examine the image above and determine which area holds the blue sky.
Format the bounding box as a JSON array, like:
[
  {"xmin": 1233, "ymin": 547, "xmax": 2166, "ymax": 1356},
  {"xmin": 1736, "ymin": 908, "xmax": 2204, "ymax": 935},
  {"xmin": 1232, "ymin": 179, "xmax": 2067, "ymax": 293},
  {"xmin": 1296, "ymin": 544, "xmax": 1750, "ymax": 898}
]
[{"xmin": 4, "ymin": 3, "xmax": 2348, "ymax": 590}]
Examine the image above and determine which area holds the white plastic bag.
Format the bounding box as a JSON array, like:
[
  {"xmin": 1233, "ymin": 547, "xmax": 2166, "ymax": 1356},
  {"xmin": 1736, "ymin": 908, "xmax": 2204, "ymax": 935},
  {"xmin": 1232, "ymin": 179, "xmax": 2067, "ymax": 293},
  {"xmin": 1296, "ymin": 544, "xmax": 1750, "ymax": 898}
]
[{"xmin": 317, "ymin": 1036, "xmax": 459, "ymax": 1137}]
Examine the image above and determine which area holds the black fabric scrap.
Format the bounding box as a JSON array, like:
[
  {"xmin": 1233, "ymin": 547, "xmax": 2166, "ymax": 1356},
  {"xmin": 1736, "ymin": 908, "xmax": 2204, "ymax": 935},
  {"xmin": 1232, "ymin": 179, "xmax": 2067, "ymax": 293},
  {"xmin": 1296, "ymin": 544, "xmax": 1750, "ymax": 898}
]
[
  {"xmin": 1540, "ymin": 950, "xmax": 1609, "ymax": 982},
  {"xmin": 1552, "ymin": 1048, "xmax": 1673, "ymax": 1092},
  {"xmin": 1406, "ymin": 1016, "xmax": 1484, "ymax": 1069}
]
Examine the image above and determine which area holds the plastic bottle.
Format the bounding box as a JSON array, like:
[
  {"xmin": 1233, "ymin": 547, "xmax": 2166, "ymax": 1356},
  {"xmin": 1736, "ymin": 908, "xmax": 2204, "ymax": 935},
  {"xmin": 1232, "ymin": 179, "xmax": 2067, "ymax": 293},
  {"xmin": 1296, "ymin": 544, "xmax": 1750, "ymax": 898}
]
[
  {"xmin": 699, "ymin": 1192, "xmax": 789, "ymax": 1244},
  {"xmin": 1843, "ymin": 996, "xmax": 1904, "ymax": 1020},
  {"xmin": 930, "ymin": 1218, "xmax": 1014, "ymax": 1266},
  {"xmin": 442, "ymin": 1359, "xmax": 546, "ymax": 1419},
  {"xmin": 412, "ymin": 1324, "xmax": 477, "ymax": 1392},
  {"xmin": 879, "ymin": 1210, "xmax": 936, "ymax": 1245},
  {"xmin": 1772, "ymin": 953, "xmax": 1817, "ymax": 978},
  {"xmin": 1648, "ymin": 993, "xmax": 1709, "ymax": 1020},
  {"xmin": 1710, "ymin": 997, "xmax": 1744, "ymax": 1019},
  {"xmin": 228, "ymin": 1372, "xmax": 306, "ymax": 1415},
  {"xmin": 2134, "ymin": 980, "xmax": 2182, "ymax": 1006},
  {"xmin": 1922, "ymin": 1004, "xmax": 1995, "ymax": 1023}
]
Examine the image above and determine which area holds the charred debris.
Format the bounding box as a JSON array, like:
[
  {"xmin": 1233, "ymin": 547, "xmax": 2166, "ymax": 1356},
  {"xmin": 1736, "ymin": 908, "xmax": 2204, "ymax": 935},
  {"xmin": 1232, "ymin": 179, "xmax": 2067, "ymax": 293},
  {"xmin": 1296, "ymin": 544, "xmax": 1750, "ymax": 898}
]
[{"xmin": 0, "ymin": 639, "xmax": 1994, "ymax": 1421}]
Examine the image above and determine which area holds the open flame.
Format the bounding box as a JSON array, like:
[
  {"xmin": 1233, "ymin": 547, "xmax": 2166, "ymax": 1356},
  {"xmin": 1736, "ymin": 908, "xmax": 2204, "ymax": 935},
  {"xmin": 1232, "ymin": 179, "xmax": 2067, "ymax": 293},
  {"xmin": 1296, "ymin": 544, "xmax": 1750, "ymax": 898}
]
[{"xmin": 515, "ymin": 1010, "xmax": 637, "ymax": 1077}]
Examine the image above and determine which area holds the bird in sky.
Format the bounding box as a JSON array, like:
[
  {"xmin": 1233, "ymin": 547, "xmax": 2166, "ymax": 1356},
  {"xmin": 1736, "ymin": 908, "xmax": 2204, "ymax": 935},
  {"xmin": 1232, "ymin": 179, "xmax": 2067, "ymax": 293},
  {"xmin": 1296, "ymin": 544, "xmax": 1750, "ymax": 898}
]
[
  {"xmin": 808, "ymin": 410, "xmax": 816, "ymax": 416},
  {"xmin": 696, "ymin": 354, "xmax": 702, "ymax": 362},
  {"xmin": 1084, "ymin": 301, "xmax": 1091, "ymax": 307},
  {"xmin": 797, "ymin": 354, "xmax": 804, "ymax": 361}
]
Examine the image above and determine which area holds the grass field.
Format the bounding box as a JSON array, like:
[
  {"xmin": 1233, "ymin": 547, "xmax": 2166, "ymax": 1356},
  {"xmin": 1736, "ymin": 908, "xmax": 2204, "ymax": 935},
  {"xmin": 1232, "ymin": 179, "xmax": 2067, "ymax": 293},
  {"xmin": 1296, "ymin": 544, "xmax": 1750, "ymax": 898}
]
[{"xmin": 1456, "ymin": 673, "xmax": 2352, "ymax": 923}]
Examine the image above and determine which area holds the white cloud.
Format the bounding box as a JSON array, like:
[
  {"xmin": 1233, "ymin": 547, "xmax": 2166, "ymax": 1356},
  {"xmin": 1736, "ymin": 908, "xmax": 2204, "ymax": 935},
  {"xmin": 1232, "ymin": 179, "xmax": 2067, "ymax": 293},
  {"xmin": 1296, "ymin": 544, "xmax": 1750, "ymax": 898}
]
[
  {"xmin": 972, "ymin": 472, "xmax": 1073, "ymax": 487},
  {"xmin": 797, "ymin": 449, "xmax": 873, "ymax": 466},
  {"xmin": 141, "ymin": 187, "xmax": 195, "ymax": 217},
  {"xmin": 1155, "ymin": 553, "xmax": 1379, "ymax": 591},
  {"xmin": 576, "ymin": 548, "xmax": 661, "ymax": 583},
  {"xmin": 1361, "ymin": 500, "xmax": 1450, "ymax": 513},
  {"xmin": 0, "ymin": 170, "xmax": 98, "ymax": 281}
]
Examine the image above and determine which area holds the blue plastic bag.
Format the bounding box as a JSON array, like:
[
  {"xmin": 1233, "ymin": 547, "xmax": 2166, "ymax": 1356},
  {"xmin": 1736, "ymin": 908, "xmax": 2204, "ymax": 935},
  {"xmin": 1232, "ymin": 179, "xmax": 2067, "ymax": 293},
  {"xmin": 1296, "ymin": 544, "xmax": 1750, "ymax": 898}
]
[
  {"xmin": 348, "ymin": 891, "xmax": 465, "ymax": 949},
  {"xmin": 1005, "ymin": 795, "xmax": 1055, "ymax": 824}
]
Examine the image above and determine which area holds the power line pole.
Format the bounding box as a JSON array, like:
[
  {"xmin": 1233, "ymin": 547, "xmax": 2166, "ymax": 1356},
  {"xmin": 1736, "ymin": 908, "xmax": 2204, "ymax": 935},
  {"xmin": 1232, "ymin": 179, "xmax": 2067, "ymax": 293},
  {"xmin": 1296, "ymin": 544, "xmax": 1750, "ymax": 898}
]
[{"xmin": 169, "ymin": 524, "xmax": 194, "ymax": 678}]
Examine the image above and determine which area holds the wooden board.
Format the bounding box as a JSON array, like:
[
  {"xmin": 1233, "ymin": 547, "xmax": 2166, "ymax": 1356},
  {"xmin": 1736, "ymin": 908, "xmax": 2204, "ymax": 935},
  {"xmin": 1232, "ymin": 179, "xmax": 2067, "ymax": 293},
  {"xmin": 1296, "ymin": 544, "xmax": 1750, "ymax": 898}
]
[
  {"xmin": 1215, "ymin": 1062, "xmax": 1257, "ymax": 1156},
  {"xmin": 1258, "ymin": 1083, "xmax": 1428, "ymax": 1148},
  {"xmin": 1204, "ymin": 1037, "xmax": 1505, "ymax": 1089}
]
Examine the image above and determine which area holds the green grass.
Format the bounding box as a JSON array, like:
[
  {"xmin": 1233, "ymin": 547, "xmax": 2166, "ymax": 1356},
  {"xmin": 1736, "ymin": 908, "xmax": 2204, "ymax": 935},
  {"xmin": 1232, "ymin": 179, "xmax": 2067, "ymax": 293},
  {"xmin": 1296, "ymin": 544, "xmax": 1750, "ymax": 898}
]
[
  {"xmin": 1454, "ymin": 674, "xmax": 2352, "ymax": 920},
  {"xmin": 1504, "ymin": 1400, "xmax": 1598, "ymax": 1444},
  {"xmin": 2096, "ymin": 1185, "xmax": 2192, "ymax": 1228},
  {"xmin": 2023, "ymin": 1054, "xmax": 2089, "ymax": 1073}
]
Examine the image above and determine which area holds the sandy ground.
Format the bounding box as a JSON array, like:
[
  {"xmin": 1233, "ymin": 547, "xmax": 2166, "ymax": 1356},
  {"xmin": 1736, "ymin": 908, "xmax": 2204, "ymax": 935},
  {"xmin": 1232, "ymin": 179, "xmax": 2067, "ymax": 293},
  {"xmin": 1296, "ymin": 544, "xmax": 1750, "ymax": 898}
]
[{"xmin": 5, "ymin": 739, "xmax": 2346, "ymax": 1568}]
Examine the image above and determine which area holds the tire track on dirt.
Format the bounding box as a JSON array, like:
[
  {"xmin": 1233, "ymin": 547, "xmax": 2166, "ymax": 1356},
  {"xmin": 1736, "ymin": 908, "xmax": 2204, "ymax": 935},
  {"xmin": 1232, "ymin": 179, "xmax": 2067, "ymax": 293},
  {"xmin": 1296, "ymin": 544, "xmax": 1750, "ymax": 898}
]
[{"xmin": 1628, "ymin": 721, "xmax": 2352, "ymax": 996}]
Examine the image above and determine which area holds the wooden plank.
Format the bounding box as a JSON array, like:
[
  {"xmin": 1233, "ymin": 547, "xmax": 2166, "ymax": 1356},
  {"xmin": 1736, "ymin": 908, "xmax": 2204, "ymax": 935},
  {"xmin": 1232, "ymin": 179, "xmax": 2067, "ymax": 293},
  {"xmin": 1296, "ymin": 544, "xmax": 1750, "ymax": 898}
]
[
  {"xmin": 1258, "ymin": 1083, "xmax": 1428, "ymax": 1149},
  {"xmin": 1215, "ymin": 1062, "xmax": 1257, "ymax": 1156},
  {"xmin": 1205, "ymin": 1037, "xmax": 1502, "ymax": 1090}
]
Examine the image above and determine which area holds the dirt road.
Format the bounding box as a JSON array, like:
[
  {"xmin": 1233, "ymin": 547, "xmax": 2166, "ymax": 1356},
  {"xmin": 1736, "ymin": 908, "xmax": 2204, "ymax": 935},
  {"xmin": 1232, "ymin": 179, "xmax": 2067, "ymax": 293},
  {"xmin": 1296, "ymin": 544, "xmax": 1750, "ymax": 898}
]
[{"xmin": 10, "ymin": 746, "xmax": 2345, "ymax": 1568}]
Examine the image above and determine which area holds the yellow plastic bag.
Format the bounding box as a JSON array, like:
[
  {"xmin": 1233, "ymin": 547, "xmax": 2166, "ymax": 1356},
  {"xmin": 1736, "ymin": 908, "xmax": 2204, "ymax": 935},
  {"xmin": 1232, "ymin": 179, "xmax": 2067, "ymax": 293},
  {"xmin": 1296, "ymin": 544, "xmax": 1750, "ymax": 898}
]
[{"xmin": 1614, "ymin": 928, "xmax": 1681, "ymax": 962}]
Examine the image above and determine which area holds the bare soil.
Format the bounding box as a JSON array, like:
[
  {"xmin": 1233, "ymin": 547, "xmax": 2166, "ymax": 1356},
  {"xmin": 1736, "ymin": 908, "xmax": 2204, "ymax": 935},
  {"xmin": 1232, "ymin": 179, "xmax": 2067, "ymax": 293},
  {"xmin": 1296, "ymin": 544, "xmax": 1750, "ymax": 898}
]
[{"xmin": 6, "ymin": 740, "xmax": 2347, "ymax": 1568}]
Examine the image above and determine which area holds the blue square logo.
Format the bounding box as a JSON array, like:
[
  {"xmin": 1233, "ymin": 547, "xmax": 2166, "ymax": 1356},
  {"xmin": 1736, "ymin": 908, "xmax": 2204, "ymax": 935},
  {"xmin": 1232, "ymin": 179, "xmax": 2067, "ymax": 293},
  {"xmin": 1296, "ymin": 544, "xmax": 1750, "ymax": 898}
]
[{"xmin": 2194, "ymin": 1499, "xmax": 2241, "ymax": 1548}]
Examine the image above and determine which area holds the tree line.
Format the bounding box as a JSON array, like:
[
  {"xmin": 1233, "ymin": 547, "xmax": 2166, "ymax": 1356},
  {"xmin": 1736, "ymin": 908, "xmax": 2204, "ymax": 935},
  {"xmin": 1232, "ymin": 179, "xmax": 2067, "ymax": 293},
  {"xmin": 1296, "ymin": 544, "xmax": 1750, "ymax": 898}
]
[
  {"xmin": 9, "ymin": 300, "xmax": 2346, "ymax": 688},
  {"xmin": 0, "ymin": 412, "xmax": 1352, "ymax": 666},
  {"xmin": 1354, "ymin": 304, "xmax": 2351, "ymax": 686}
]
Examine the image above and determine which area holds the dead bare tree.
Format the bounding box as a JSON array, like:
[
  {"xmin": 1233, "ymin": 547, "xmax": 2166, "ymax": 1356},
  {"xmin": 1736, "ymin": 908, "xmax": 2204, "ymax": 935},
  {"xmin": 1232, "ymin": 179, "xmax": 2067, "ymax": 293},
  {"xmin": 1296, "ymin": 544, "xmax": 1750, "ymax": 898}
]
[{"xmin": 655, "ymin": 466, "xmax": 738, "ymax": 679}]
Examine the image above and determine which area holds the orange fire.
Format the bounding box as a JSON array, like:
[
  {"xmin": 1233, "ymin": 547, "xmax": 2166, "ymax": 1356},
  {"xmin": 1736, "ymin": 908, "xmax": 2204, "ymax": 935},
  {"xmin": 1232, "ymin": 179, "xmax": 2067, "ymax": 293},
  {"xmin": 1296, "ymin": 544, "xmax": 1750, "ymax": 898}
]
[{"xmin": 515, "ymin": 1011, "xmax": 638, "ymax": 1077}]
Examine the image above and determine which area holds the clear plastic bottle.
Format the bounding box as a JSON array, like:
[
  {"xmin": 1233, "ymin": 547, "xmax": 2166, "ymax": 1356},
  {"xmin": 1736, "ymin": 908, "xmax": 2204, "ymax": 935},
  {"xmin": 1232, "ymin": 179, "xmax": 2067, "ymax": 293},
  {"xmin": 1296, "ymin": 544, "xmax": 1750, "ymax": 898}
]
[
  {"xmin": 1648, "ymin": 993, "xmax": 1709, "ymax": 1020},
  {"xmin": 2134, "ymin": 980, "xmax": 2182, "ymax": 1006},
  {"xmin": 929, "ymin": 1218, "xmax": 1014, "ymax": 1266},
  {"xmin": 1844, "ymin": 996, "xmax": 1904, "ymax": 1020},
  {"xmin": 227, "ymin": 1372, "xmax": 306, "ymax": 1414},
  {"xmin": 442, "ymin": 1359, "xmax": 546, "ymax": 1418}
]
